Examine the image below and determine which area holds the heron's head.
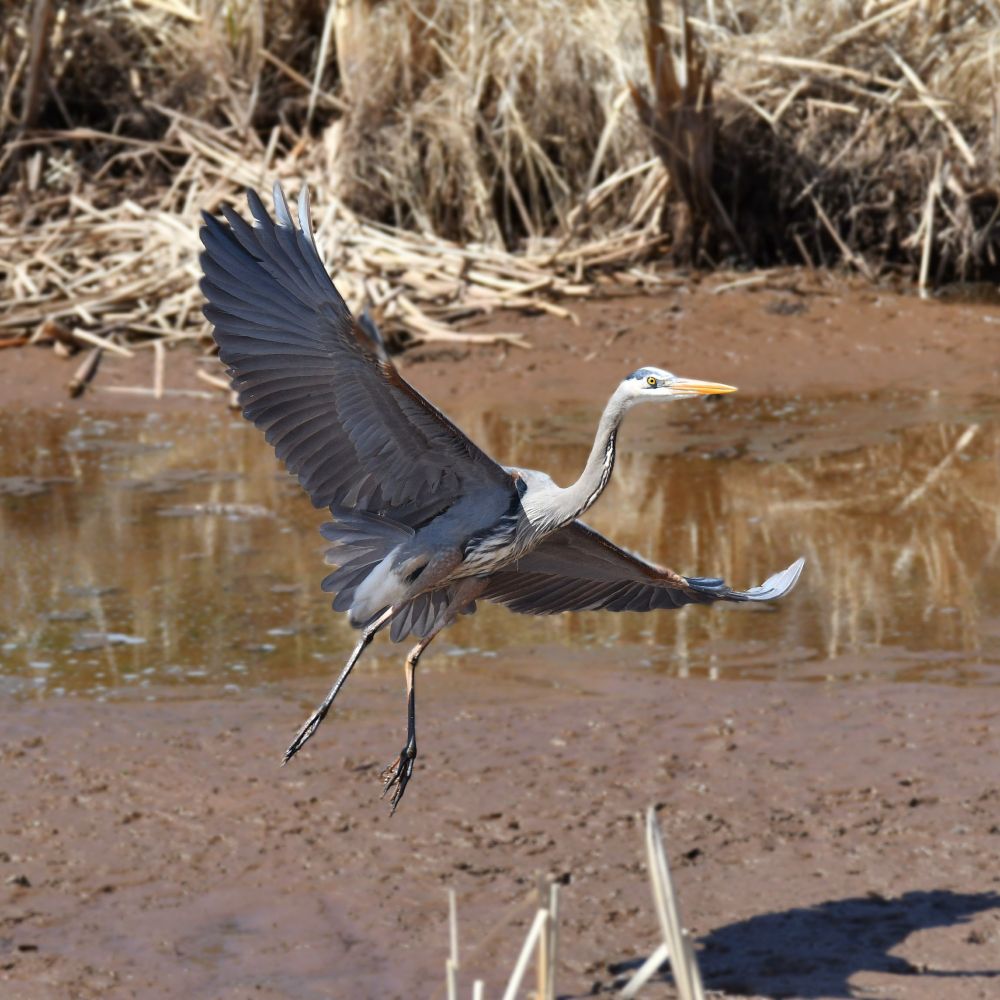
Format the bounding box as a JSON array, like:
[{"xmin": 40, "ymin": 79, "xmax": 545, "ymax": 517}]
[{"xmin": 622, "ymin": 366, "xmax": 737, "ymax": 403}]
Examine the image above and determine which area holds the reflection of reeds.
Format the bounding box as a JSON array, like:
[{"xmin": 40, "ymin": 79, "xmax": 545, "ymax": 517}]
[
  {"xmin": 0, "ymin": 405, "xmax": 996, "ymax": 692},
  {"xmin": 0, "ymin": 411, "xmax": 361, "ymax": 692},
  {"xmin": 461, "ymin": 404, "xmax": 1000, "ymax": 677}
]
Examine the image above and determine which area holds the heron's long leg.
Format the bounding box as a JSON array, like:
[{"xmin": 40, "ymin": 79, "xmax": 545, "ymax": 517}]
[
  {"xmin": 283, "ymin": 607, "xmax": 393, "ymax": 763},
  {"xmin": 381, "ymin": 631, "xmax": 437, "ymax": 814}
]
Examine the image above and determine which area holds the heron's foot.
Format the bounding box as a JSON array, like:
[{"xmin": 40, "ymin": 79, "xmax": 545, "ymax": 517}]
[
  {"xmin": 380, "ymin": 740, "xmax": 417, "ymax": 815},
  {"xmin": 282, "ymin": 704, "xmax": 329, "ymax": 764}
]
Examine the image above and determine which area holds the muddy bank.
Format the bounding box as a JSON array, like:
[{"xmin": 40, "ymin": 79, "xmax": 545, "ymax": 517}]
[
  {"xmin": 2, "ymin": 275, "xmax": 998, "ymax": 416},
  {"xmin": 1, "ymin": 664, "xmax": 999, "ymax": 999},
  {"xmin": 1, "ymin": 277, "xmax": 999, "ymax": 999}
]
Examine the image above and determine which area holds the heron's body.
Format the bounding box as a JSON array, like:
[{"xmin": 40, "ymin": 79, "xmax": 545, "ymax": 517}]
[
  {"xmin": 340, "ymin": 464, "xmax": 609, "ymax": 628},
  {"xmin": 199, "ymin": 183, "xmax": 804, "ymax": 811}
]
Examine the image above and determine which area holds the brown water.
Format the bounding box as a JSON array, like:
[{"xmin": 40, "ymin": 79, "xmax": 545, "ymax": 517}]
[{"xmin": 1, "ymin": 392, "xmax": 998, "ymax": 699}]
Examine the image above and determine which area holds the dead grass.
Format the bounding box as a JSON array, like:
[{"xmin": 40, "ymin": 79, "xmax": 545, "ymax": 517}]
[
  {"xmin": 673, "ymin": 0, "xmax": 1000, "ymax": 281},
  {"xmin": 1, "ymin": 1, "xmax": 999, "ymax": 364},
  {"xmin": 327, "ymin": 1, "xmax": 654, "ymax": 246}
]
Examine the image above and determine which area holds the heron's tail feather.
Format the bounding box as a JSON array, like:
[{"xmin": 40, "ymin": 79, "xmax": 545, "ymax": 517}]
[
  {"xmin": 320, "ymin": 506, "xmax": 414, "ymax": 613},
  {"xmin": 388, "ymin": 587, "xmax": 477, "ymax": 643}
]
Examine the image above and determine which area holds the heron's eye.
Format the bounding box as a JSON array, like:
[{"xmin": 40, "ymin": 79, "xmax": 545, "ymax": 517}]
[{"xmin": 646, "ymin": 375, "xmax": 657, "ymax": 387}]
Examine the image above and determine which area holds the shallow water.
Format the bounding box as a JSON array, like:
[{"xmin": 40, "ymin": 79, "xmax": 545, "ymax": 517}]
[{"xmin": 0, "ymin": 391, "xmax": 997, "ymax": 698}]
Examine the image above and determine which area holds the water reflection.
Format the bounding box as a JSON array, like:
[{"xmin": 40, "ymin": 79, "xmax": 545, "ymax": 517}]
[{"xmin": 0, "ymin": 394, "xmax": 997, "ymax": 698}]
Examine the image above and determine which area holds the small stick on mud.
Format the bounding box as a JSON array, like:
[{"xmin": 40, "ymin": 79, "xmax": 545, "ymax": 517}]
[
  {"xmin": 97, "ymin": 385, "xmax": 214, "ymax": 400},
  {"xmin": 918, "ymin": 153, "xmax": 943, "ymax": 299},
  {"xmin": 195, "ymin": 369, "xmax": 239, "ymax": 408},
  {"xmin": 712, "ymin": 274, "xmax": 767, "ymax": 295},
  {"xmin": 67, "ymin": 347, "xmax": 103, "ymax": 398},
  {"xmin": 194, "ymin": 369, "xmax": 231, "ymax": 392},
  {"xmin": 153, "ymin": 339, "xmax": 165, "ymax": 399}
]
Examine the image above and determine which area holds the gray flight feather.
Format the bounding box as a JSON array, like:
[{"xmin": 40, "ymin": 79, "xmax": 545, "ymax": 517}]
[{"xmin": 199, "ymin": 183, "xmax": 513, "ymax": 526}]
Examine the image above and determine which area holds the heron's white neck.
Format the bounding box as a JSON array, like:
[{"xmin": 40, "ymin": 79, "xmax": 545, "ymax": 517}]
[{"xmin": 550, "ymin": 386, "xmax": 632, "ymax": 528}]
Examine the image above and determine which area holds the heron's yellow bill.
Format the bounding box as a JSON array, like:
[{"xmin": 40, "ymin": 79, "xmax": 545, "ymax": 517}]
[{"xmin": 670, "ymin": 378, "xmax": 738, "ymax": 395}]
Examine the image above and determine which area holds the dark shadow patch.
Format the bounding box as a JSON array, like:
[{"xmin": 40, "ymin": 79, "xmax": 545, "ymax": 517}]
[{"xmin": 609, "ymin": 889, "xmax": 1000, "ymax": 998}]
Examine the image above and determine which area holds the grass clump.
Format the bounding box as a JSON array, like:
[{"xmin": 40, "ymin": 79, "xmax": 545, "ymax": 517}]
[
  {"xmin": 328, "ymin": 1, "xmax": 649, "ymax": 246},
  {"xmin": 3, "ymin": 0, "xmax": 1000, "ymax": 355}
]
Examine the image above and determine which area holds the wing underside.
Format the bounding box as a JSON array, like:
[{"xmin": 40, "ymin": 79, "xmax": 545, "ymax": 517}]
[{"xmin": 483, "ymin": 520, "xmax": 804, "ymax": 615}]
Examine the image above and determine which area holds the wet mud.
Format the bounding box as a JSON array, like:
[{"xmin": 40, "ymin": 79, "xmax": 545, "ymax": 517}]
[{"xmin": 1, "ymin": 278, "xmax": 998, "ymax": 998}]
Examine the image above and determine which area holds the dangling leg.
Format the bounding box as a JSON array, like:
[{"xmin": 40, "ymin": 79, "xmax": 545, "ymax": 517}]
[
  {"xmin": 378, "ymin": 578, "xmax": 488, "ymax": 813},
  {"xmin": 283, "ymin": 607, "xmax": 393, "ymax": 763},
  {"xmin": 380, "ymin": 632, "xmax": 436, "ymax": 814}
]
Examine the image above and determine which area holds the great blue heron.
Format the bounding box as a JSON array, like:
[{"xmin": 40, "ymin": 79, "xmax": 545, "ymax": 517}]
[{"xmin": 199, "ymin": 184, "xmax": 803, "ymax": 812}]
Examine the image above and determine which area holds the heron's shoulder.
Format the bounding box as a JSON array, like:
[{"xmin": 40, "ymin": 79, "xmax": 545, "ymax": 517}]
[{"xmin": 504, "ymin": 465, "xmax": 557, "ymax": 492}]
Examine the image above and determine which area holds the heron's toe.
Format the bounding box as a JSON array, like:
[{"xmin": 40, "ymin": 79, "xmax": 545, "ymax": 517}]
[{"xmin": 380, "ymin": 743, "xmax": 417, "ymax": 814}]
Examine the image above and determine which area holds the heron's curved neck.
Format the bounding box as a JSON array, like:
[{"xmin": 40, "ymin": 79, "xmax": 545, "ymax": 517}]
[{"xmin": 552, "ymin": 387, "xmax": 631, "ymax": 527}]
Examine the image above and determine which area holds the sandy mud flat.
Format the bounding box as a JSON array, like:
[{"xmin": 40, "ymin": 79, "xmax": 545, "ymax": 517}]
[{"xmin": 1, "ymin": 277, "xmax": 998, "ymax": 998}]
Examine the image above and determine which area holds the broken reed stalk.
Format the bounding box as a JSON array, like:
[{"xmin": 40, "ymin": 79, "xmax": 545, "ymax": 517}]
[
  {"xmin": 194, "ymin": 369, "xmax": 231, "ymax": 393},
  {"xmin": 20, "ymin": 0, "xmax": 53, "ymax": 132},
  {"xmin": 918, "ymin": 152, "xmax": 944, "ymax": 299},
  {"xmin": 544, "ymin": 882, "xmax": 558, "ymax": 1000},
  {"xmin": 620, "ymin": 806, "xmax": 706, "ymax": 999},
  {"xmin": 447, "ymin": 887, "xmax": 459, "ymax": 1000},
  {"xmin": 500, "ymin": 908, "xmax": 548, "ymax": 1000},
  {"xmin": 444, "ymin": 811, "xmax": 708, "ymax": 1000},
  {"xmin": 629, "ymin": 0, "xmax": 739, "ymax": 262},
  {"xmin": 443, "ymin": 880, "xmax": 559, "ymax": 1000},
  {"xmin": 153, "ymin": 339, "xmax": 165, "ymax": 400},
  {"xmin": 66, "ymin": 346, "xmax": 102, "ymax": 399}
]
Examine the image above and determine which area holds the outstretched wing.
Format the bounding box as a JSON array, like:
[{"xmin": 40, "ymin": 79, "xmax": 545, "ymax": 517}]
[
  {"xmin": 483, "ymin": 521, "xmax": 804, "ymax": 614},
  {"xmin": 199, "ymin": 183, "xmax": 513, "ymax": 525}
]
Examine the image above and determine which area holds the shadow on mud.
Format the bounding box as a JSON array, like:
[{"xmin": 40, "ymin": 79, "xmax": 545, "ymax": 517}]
[{"xmin": 609, "ymin": 889, "xmax": 1000, "ymax": 998}]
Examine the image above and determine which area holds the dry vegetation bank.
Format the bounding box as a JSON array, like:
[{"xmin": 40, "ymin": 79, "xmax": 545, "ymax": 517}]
[{"xmin": 1, "ymin": 0, "xmax": 998, "ymax": 368}]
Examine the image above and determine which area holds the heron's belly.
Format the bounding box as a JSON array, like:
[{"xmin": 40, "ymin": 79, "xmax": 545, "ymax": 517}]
[{"xmin": 459, "ymin": 518, "xmax": 536, "ymax": 577}]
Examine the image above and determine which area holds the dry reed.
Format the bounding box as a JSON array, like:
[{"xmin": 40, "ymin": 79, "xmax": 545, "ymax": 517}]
[
  {"xmin": 2, "ymin": 1, "xmax": 998, "ymax": 366},
  {"xmin": 442, "ymin": 808, "xmax": 706, "ymax": 998},
  {"xmin": 440, "ymin": 879, "xmax": 559, "ymax": 999}
]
